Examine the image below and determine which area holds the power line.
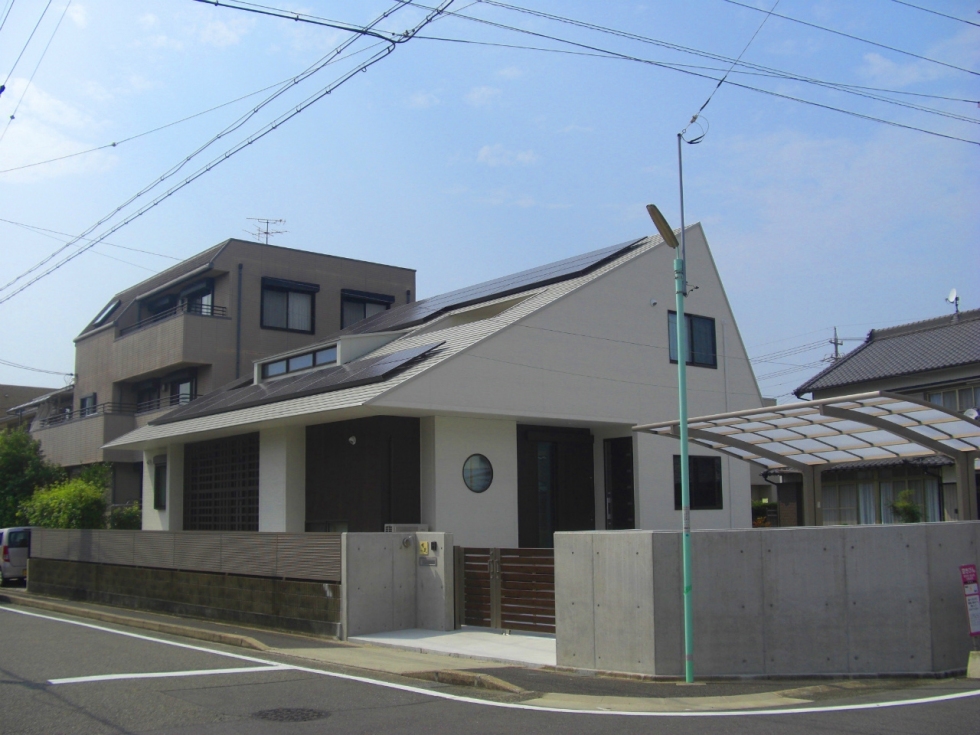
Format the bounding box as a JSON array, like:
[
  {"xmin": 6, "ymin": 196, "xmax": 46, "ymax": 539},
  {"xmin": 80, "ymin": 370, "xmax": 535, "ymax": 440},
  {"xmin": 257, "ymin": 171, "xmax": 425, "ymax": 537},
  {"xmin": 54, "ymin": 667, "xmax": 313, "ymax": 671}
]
[
  {"xmin": 887, "ymin": 0, "xmax": 980, "ymax": 28},
  {"xmin": 0, "ymin": 0, "xmax": 70, "ymax": 146},
  {"xmin": 0, "ymin": 0, "xmax": 456, "ymax": 305},
  {"xmin": 0, "ymin": 72, "xmax": 316, "ymax": 175},
  {"xmin": 0, "ymin": 0, "xmax": 50, "ymax": 89},
  {"xmin": 0, "ymin": 356, "xmax": 72, "ymax": 377},
  {"xmin": 721, "ymin": 0, "xmax": 980, "ymax": 77},
  {"xmin": 0, "ymin": 0, "xmax": 16, "ymax": 37},
  {"xmin": 0, "ymin": 217, "xmax": 181, "ymax": 260},
  {"xmin": 408, "ymin": 1, "xmax": 980, "ymax": 145}
]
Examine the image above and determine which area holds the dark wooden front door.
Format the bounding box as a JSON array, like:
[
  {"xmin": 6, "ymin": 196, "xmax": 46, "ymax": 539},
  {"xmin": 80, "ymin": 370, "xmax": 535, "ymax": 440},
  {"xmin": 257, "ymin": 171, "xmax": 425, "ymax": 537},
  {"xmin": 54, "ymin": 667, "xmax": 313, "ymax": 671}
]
[
  {"xmin": 517, "ymin": 425, "xmax": 595, "ymax": 548},
  {"xmin": 604, "ymin": 436, "xmax": 635, "ymax": 530},
  {"xmin": 305, "ymin": 416, "xmax": 420, "ymax": 532}
]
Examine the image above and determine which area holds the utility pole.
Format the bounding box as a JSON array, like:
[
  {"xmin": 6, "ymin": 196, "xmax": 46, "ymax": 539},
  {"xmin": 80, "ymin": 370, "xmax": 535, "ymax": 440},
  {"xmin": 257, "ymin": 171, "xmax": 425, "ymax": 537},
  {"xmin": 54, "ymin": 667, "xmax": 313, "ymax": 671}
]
[
  {"xmin": 246, "ymin": 218, "xmax": 287, "ymax": 244},
  {"xmin": 830, "ymin": 327, "xmax": 843, "ymax": 360}
]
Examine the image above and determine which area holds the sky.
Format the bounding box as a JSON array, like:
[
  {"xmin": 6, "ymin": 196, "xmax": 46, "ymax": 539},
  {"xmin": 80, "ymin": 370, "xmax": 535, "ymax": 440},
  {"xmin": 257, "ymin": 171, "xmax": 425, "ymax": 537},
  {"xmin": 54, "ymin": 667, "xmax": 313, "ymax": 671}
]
[{"xmin": 0, "ymin": 0, "xmax": 977, "ymax": 402}]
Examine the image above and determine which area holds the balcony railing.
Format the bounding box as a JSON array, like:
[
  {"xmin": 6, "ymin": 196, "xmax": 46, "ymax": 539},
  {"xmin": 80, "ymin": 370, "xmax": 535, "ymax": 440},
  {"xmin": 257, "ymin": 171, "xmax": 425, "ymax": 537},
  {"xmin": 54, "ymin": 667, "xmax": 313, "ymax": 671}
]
[
  {"xmin": 136, "ymin": 394, "xmax": 196, "ymax": 414},
  {"xmin": 37, "ymin": 402, "xmax": 137, "ymax": 429},
  {"xmin": 118, "ymin": 302, "xmax": 228, "ymax": 337}
]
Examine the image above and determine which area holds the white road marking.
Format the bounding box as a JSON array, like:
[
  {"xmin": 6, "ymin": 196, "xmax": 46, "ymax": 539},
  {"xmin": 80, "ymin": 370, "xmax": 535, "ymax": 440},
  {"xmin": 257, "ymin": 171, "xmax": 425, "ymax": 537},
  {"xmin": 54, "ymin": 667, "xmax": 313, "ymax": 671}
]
[
  {"xmin": 3, "ymin": 604, "xmax": 980, "ymax": 718},
  {"xmin": 50, "ymin": 665, "xmax": 290, "ymax": 685}
]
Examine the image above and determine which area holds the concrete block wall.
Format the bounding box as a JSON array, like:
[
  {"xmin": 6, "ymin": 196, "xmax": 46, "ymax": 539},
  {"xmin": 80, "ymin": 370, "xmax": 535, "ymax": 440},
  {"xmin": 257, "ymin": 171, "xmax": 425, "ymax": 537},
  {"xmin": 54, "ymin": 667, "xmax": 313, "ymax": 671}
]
[
  {"xmin": 341, "ymin": 531, "xmax": 454, "ymax": 638},
  {"xmin": 556, "ymin": 523, "xmax": 980, "ymax": 677}
]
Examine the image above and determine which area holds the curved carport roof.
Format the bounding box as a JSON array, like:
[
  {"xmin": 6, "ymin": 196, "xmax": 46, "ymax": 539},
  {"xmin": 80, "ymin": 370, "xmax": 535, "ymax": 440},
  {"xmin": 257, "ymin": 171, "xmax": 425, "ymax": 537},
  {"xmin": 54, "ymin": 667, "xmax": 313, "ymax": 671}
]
[{"xmin": 633, "ymin": 391, "xmax": 980, "ymax": 523}]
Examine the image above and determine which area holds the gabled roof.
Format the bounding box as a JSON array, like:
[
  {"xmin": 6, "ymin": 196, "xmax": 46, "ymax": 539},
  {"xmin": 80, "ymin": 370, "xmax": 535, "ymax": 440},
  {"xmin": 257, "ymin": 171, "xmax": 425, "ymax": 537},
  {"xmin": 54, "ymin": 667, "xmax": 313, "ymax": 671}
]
[
  {"xmin": 103, "ymin": 233, "xmax": 662, "ymax": 450},
  {"xmin": 795, "ymin": 309, "xmax": 980, "ymax": 397}
]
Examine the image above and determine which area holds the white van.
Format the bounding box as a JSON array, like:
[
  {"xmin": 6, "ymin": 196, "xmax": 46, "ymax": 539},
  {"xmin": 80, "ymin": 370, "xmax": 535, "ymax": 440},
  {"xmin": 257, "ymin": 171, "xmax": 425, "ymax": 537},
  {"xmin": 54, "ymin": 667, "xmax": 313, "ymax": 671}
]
[{"xmin": 0, "ymin": 527, "xmax": 32, "ymax": 584}]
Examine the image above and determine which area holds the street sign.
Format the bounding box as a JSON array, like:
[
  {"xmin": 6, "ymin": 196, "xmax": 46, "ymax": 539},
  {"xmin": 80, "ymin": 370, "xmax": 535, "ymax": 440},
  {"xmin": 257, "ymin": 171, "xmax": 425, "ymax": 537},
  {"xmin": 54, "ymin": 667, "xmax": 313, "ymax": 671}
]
[{"xmin": 960, "ymin": 564, "xmax": 980, "ymax": 637}]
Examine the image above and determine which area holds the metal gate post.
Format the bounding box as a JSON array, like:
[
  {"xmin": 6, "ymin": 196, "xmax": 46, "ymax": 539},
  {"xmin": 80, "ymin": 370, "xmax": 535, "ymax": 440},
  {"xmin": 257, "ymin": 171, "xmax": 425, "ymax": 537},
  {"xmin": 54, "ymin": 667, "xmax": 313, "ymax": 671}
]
[
  {"xmin": 453, "ymin": 546, "xmax": 465, "ymax": 629},
  {"xmin": 489, "ymin": 548, "xmax": 502, "ymax": 629}
]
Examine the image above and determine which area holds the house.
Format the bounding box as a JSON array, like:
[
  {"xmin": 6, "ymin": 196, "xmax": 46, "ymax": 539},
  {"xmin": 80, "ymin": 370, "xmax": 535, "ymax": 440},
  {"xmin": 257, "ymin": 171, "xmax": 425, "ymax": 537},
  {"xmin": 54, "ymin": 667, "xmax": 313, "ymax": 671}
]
[
  {"xmin": 104, "ymin": 224, "xmax": 765, "ymax": 546},
  {"xmin": 0, "ymin": 384, "xmax": 60, "ymax": 430},
  {"xmin": 786, "ymin": 309, "xmax": 980, "ymax": 525},
  {"xmin": 8, "ymin": 239, "xmax": 415, "ymax": 505}
]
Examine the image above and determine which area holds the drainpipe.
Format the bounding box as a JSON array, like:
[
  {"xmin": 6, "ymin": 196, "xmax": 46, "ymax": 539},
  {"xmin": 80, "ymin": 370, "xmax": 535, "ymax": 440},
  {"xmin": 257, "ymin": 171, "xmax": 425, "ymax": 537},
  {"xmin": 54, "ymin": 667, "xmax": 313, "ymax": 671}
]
[{"xmin": 235, "ymin": 264, "xmax": 243, "ymax": 379}]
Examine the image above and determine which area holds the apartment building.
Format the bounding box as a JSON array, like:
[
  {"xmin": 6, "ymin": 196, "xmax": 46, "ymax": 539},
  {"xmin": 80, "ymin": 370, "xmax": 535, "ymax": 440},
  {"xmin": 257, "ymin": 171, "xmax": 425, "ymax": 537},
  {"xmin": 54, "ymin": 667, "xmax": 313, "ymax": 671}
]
[{"xmin": 9, "ymin": 238, "xmax": 415, "ymax": 504}]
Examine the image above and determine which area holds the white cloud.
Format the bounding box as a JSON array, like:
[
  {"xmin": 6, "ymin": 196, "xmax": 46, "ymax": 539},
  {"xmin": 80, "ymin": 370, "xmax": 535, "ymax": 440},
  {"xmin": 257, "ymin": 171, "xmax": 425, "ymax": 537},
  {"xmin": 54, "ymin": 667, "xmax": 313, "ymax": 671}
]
[
  {"xmin": 138, "ymin": 13, "xmax": 159, "ymax": 30},
  {"xmin": 408, "ymin": 91, "xmax": 439, "ymax": 109},
  {"xmin": 476, "ymin": 144, "xmax": 540, "ymax": 167},
  {"xmin": 857, "ymin": 27, "xmax": 979, "ymax": 87},
  {"xmin": 497, "ymin": 66, "xmax": 523, "ymax": 79},
  {"xmin": 198, "ymin": 17, "xmax": 254, "ymax": 48},
  {"xmin": 465, "ymin": 86, "xmax": 501, "ymax": 107},
  {"xmin": 67, "ymin": 4, "xmax": 88, "ymax": 28}
]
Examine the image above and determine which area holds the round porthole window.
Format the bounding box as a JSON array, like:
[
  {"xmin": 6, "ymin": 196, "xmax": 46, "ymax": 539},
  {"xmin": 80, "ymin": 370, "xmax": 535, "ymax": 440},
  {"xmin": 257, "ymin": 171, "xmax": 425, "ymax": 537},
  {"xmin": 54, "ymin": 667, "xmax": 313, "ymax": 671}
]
[{"xmin": 462, "ymin": 454, "xmax": 493, "ymax": 493}]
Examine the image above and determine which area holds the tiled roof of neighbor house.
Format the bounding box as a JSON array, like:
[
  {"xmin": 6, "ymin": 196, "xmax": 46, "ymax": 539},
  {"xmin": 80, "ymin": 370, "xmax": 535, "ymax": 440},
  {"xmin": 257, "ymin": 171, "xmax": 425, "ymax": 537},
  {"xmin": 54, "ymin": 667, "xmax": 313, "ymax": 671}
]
[
  {"xmin": 103, "ymin": 231, "xmax": 665, "ymax": 449},
  {"xmin": 796, "ymin": 309, "xmax": 980, "ymax": 396},
  {"xmin": 76, "ymin": 241, "xmax": 227, "ymax": 338},
  {"xmin": 5, "ymin": 384, "xmax": 74, "ymax": 415}
]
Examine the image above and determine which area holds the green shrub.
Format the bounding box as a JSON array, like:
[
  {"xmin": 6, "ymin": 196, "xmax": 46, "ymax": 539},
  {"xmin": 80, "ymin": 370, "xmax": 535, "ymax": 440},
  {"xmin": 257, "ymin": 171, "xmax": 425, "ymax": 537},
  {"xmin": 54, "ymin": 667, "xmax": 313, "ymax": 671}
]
[
  {"xmin": 890, "ymin": 489, "xmax": 923, "ymax": 524},
  {"xmin": 108, "ymin": 502, "xmax": 142, "ymax": 530},
  {"xmin": 78, "ymin": 462, "xmax": 112, "ymax": 490},
  {"xmin": 0, "ymin": 428, "xmax": 64, "ymax": 527},
  {"xmin": 19, "ymin": 478, "xmax": 107, "ymax": 529}
]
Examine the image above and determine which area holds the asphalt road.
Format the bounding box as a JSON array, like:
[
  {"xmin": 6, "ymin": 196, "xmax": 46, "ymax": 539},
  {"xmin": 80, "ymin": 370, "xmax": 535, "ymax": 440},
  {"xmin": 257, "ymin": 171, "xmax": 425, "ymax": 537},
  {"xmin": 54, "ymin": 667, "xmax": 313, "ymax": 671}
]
[{"xmin": 1, "ymin": 604, "xmax": 979, "ymax": 735}]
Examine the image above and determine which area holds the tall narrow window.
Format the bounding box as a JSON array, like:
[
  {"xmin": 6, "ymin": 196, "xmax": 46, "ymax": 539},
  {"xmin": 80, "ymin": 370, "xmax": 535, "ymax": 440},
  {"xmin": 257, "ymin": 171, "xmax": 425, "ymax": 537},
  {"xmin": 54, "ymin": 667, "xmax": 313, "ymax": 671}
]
[
  {"xmin": 153, "ymin": 456, "xmax": 167, "ymax": 510},
  {"xmin": 668, "ymin": 311, "xmax": 717, "ymax": 368},
  {"xmin": 79, "ymin": 393, "xmax": 98, "ymax": 416},
  {"xmin": 261, "ymin": 277, "xmax": 318, "ymax": 333}
]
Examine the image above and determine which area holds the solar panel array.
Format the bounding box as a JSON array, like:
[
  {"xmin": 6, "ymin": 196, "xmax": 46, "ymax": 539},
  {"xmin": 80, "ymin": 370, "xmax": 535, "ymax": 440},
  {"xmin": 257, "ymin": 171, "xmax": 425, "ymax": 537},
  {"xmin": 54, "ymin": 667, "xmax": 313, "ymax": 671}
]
[
  {"xmin": 342, "ymin": 238, "xmax": 643, "ymax": 335},
  {"xmin": 151, "ymin": 341, "xmax": 444, "ymax": 425}
]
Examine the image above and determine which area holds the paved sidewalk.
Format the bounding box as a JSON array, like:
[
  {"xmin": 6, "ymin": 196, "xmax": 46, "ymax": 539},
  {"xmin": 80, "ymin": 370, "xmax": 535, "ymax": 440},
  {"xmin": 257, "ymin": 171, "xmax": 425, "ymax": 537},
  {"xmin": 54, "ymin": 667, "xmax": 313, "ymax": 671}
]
[{"xmin": 350, "ymin": 627, "xmax": 556, "ymax": 667}]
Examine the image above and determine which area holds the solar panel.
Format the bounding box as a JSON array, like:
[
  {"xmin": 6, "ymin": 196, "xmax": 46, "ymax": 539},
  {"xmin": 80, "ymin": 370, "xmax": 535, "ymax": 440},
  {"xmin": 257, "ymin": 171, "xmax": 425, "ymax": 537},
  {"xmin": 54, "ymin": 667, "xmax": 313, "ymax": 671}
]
[
  {"xmin": 151, "ymin": 342, "xmax": 444, "ymax": 426},
  {"xmin": 342, "ymin": 238, "xmax": 643, "ymax": 335}
]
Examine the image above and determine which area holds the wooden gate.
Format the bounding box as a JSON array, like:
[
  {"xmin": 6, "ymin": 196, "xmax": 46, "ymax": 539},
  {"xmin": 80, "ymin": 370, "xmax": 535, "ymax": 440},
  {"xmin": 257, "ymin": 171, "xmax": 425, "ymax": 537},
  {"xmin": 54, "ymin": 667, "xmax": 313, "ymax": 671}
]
[{"xmin": 454, "ymin": 547, "xmax": 555, "ymax": 634}]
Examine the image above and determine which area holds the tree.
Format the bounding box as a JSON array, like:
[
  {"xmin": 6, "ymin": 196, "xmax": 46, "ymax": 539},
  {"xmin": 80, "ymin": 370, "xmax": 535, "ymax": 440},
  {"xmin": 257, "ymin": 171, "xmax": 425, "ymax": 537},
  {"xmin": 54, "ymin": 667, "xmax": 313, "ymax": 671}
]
[
  {"xmin": 890, "ymin": 489, "xmax": 923, "ymax": 524},
  {"xmin": 0, "ymin": 429, "xmax": 64, "ymax": 527},
  {"xmin": 19, "ymin": 478, "xmax": 107, "ymax": 529}
]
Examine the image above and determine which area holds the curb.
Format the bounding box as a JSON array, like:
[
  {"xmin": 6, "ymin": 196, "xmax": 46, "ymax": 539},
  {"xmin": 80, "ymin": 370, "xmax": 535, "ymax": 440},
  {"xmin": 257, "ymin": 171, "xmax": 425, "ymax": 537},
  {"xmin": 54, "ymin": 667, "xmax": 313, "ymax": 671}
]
[
  {"xmin": 406, "ymin": 669, "xmax": 529, "ymax": 694},
  {"xmin": 0, "ymin": 592, "xmax": 269, "ymax": 652}
]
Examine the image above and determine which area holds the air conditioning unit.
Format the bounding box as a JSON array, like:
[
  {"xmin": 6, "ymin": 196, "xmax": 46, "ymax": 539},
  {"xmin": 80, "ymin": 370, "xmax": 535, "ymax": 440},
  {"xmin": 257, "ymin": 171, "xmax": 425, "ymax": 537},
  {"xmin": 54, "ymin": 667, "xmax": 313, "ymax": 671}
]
[{"xmin": 384, "ymin": 524, "xmax": 428, "ymax": 533}]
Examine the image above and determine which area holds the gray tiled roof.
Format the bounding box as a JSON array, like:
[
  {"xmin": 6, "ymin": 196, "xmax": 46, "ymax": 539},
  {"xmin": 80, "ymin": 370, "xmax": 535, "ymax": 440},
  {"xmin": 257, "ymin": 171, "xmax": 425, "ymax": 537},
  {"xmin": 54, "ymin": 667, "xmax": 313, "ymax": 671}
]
[{"xmin": 796, "ymin": 309, "xmax": 980, "ymax": 395}]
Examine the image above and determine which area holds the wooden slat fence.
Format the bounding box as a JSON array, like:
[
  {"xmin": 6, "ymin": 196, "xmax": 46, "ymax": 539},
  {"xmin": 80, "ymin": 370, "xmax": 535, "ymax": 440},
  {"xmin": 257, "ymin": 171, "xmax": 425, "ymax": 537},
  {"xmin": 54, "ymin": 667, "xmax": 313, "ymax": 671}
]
[
  {"xmin": 456, "ymin": 546, "xmax": 555, "ymax": 634},
  {"xmin": 30, "ymin": 529, "xmax": 342, "ymax": 582}
]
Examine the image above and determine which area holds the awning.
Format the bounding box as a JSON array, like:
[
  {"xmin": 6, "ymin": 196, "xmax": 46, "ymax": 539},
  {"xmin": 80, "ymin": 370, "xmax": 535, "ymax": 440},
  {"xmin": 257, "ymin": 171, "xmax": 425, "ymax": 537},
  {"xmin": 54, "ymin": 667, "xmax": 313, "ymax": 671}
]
[{"xmin": 633, "ymin": 391, "xmax": 980, "ymax": 472}]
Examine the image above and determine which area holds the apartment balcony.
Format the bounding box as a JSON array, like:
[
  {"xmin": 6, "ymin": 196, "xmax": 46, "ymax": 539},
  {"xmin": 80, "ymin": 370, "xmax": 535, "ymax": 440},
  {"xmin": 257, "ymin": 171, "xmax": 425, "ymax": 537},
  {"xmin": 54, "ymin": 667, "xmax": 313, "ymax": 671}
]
[
  {"xmin": 33, "ymin": 403, "xmax": 139, "ymax": 466},
  {"xmin": 111, "ymin": 302, "xmax": 233, "ymax": 381}
]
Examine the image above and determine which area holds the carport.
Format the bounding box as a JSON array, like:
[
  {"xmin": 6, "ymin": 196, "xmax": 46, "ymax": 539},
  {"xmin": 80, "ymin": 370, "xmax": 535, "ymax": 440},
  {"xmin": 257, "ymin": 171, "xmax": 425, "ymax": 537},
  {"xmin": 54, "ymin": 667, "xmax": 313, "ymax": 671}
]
[{"xmin": 634, "ymin": 391, "xmax": 980, "ymax": 525}]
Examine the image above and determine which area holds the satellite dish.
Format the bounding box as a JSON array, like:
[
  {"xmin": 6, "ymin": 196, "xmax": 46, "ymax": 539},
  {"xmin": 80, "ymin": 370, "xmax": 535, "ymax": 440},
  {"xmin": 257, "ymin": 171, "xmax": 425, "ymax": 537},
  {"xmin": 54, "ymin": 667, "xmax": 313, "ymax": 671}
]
[{"xmin": 947, "ymin": 288, "xmax": 957, "ymax": 303}]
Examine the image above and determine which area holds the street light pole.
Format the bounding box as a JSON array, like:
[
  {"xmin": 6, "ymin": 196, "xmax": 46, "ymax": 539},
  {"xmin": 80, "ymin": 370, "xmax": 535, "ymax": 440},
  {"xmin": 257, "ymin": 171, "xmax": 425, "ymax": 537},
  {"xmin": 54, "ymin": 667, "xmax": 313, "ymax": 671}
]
[{"xmin": 646, "ymin": 133, "xmax": 694, "ymax": 683}]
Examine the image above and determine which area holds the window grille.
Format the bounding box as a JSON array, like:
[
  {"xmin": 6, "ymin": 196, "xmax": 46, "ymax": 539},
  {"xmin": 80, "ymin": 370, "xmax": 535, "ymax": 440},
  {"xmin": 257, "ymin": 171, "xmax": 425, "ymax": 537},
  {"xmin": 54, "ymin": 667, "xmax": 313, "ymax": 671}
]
[{"xmin": 183, "ymin": 433, "xmax": 260, "ymax": 531}]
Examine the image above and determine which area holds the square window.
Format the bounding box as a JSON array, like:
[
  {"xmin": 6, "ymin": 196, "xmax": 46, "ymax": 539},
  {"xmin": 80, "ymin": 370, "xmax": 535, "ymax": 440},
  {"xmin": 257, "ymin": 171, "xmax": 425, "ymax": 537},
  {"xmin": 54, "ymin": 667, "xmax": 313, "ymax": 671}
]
[
  {"xmin": 79, "ymin": 393, "xmax": 97, "ymax": 416},
  {"xmin": 261, "ymin": 278, "xmax": 317, "ymax": 333},
  {"xmin": 668, "ymin": 312, "xmax": 717, "ymax": 368},
  {"xmin": 673, "ymin": 455, "xmax": 723, "ymax": 510},
  {"xmin": 341, "ymin": 290, "xmax": 394, "ymax": 329}
]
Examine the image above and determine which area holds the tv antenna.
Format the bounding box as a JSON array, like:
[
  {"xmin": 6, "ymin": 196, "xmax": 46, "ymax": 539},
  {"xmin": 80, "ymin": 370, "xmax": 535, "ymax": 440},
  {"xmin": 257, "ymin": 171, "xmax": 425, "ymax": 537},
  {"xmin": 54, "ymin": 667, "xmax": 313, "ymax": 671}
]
[
  {"xmin": 246, "ymin": 218, "xmax": 287, "ymax": 244},
  {"xmin": 946, "ymin": 288, "xmax": 960, "ymax": 315}
]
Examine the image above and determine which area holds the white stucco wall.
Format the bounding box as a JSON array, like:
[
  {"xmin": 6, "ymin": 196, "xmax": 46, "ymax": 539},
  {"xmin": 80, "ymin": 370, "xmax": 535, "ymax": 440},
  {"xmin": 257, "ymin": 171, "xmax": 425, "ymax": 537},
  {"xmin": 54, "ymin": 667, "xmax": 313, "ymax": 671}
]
[
  {"xmin": 141, "ymin": 444, "xmax": 183, "ymax": 531},
  {"xmin": 419, "ymin": 415, "xmax": 519, "ymax": 547},
  {"xmin": 258, "ymin": 425, "xmax": 306, "ymax": 532}
]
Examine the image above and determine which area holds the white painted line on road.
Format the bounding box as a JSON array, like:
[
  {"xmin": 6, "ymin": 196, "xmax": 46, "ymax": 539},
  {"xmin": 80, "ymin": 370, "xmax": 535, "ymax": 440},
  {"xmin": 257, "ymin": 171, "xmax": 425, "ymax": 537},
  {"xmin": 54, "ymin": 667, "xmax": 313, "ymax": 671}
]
[
  {"xmin": 4, "ymin": 604, "xmax": 980, "ymax": 718},
  {"xmin": 50, "ymin": 665, "xmax": 290, "ymax": 685}
]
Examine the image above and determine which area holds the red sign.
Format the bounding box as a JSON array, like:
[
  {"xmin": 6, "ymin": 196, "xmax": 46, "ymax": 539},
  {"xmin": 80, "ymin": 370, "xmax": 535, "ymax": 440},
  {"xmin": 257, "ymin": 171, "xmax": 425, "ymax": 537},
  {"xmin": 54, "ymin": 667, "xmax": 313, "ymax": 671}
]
[{"xmin": 961, "ymin": 564, "xmax": 980, "ymax": 637}]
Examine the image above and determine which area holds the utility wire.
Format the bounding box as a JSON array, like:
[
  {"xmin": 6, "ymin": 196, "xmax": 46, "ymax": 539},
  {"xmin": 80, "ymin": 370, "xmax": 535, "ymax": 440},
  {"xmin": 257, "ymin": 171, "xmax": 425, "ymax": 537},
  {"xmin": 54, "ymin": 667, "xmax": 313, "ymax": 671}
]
[
  {"xmin": 0, "ymin": 217, "xmax": 181, "ymax": 260},
  {"xmin": 722, "ymin": 0, "xmax": 980, "ymax": 77},
  {"xmin": 0, "ymin": 0, "xmax": 16, "ymax": 37},
  {"xmin": 407, "ymin": 1, "xmax": 980, "ymax": 145},
  {"xmin": 0, "ymin": 69, "xmax": 345, "ymax": 175},
  {"xmin": 683, "ymin": 0, "xmax": 781, "ymax": 142},
  {"xmin": 0, "ymin": 1, "xmax": 455, "ymax": 305},
  {"xmin": 0, "ymin": 0, "xmax": 70, "ymax": 146},
  {"xmin": 888, "ymin": 0, "xmax": 980, "ymax": 28},
  {"xmin": 0, "ymin": 0, "xmax": 50, "ymax": 90},
  {"xmin": 0, "ymin": 356, "xmax": 72, "ymax": 376},
  {"xmin": 0, "ymin": 10, "xmax": 405, "ymax": 295}
]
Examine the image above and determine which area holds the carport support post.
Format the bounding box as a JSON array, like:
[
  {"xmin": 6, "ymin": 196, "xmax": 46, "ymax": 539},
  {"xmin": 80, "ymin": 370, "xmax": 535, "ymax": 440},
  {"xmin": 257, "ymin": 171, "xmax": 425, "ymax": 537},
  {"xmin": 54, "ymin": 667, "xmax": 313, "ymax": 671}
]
[
  {"xmin": 675, "ymin": 132, "xmax": 694, "ymax": 684},
  {"xmin": 955, "ymin": 453, "xmax": 978, "ymax": 521}
]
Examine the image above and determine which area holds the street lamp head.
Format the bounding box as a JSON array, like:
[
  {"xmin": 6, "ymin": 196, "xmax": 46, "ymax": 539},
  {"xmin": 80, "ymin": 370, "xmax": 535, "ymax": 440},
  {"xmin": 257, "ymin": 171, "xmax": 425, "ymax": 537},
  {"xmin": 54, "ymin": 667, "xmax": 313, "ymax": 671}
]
[{"xmin": 645, "ymin": 204, "xmax": 679, "ymax": 249}]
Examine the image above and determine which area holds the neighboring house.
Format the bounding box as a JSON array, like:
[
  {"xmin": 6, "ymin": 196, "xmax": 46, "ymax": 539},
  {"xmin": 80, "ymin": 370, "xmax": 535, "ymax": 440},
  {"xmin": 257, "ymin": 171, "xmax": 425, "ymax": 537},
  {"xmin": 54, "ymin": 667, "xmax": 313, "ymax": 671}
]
[
  {"xmin": 0, "ymin": 384, "xmax": 61, "ymax": 430},
  {"xmin": 8, "ymin": 238, "xmax": 415, "ymax": 505},
  {"xmin": 785, "ymin": 309, "xmax": 980, "ymax": 525},
  {"xmin": 105, "ymin": 224, "xmax": 765, "ymax": 547}
]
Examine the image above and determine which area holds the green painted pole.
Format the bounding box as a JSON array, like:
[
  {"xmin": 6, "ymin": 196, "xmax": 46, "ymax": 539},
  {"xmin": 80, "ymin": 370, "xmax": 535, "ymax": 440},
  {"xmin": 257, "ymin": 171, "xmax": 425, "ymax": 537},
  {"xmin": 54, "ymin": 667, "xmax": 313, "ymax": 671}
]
[{"xmin": 676, "ymin": 133, "xmax": 694, "ymax": 684}]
